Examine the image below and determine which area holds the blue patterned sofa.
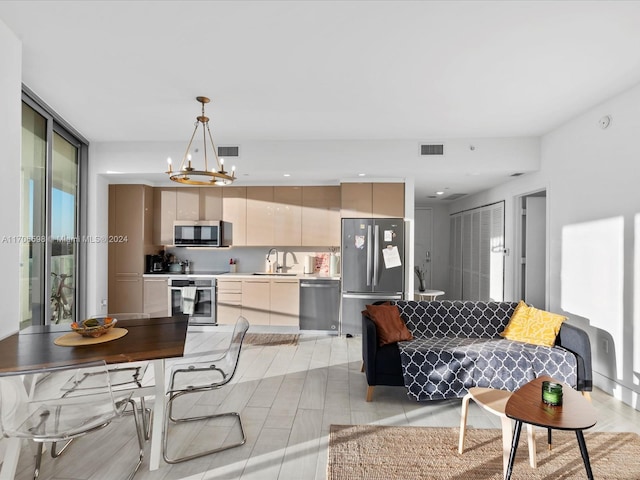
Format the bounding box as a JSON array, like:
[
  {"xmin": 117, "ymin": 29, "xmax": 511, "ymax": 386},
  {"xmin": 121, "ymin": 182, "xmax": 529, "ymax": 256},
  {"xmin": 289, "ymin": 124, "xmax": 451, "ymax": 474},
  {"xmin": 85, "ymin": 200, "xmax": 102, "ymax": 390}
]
[{"xmin": 362, "ymin": 301, "xmax": 592, "ymax": 402}]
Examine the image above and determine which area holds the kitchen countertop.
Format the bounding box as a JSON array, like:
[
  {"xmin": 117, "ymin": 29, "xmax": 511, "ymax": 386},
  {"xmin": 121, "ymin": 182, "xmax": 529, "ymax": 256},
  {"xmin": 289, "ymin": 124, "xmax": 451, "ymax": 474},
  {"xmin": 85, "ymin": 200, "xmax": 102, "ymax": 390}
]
[
  {"xmin": 218, "ymin": 273, "xmax": 341, "ymax": 280},
  {"xmin": 143, "ymin": 272, "xmax": 340, "ymax": 280}
]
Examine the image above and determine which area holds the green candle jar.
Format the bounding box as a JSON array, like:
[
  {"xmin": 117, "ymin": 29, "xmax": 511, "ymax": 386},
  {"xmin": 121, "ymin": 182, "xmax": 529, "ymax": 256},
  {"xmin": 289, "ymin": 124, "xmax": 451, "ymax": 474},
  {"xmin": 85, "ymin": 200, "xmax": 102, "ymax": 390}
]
[{"xmin": 542, "ymin": 381, "xmax": 563, "ymax": 406}]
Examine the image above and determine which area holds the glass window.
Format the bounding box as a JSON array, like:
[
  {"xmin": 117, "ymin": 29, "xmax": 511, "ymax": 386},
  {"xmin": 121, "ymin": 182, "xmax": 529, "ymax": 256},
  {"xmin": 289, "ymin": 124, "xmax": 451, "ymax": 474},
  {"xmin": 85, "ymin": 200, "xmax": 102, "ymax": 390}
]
[
  {"xmin": 20, "ymin": 95, "xmax": 86, "ymax": 328},
  {"xmin": 20, "ymin": 103, "xmax": 47, "ymax": 328}
]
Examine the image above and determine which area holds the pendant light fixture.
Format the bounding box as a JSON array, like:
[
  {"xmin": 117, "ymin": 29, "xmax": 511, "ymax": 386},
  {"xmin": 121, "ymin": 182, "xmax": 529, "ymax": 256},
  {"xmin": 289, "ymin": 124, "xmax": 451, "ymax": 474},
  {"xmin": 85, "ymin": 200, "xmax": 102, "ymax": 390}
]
[{"xmin": 165, "ymin": 96, "xmax": 236, "ymax": 185}]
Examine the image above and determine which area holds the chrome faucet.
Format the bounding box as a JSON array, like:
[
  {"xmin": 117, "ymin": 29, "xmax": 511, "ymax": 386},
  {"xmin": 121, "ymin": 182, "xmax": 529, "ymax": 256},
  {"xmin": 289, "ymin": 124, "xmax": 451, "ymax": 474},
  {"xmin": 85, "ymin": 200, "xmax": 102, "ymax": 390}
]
[{"xmin": 266, "ymin": 248, "xmax": 278, "ymax": 272}]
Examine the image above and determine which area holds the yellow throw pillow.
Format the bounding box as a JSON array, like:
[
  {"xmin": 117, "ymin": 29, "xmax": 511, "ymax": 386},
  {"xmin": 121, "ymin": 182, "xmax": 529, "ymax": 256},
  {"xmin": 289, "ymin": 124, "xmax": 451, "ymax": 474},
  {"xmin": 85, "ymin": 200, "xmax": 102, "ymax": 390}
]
[{"xmin": 500, "ymin": 300, "xmax": 566, "ymax": 347}]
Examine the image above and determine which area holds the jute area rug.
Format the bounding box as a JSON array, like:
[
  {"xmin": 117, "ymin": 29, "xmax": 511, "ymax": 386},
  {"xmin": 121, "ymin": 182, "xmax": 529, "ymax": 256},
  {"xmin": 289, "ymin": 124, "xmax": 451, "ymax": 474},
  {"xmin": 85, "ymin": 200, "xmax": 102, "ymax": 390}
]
[
  {"xmin": 328, "ymin": 425, "xmax": 640, "ymax": 479},
  {"xmin": 243, "ymin": 333, "xmax": 299, "ymax": 346}
]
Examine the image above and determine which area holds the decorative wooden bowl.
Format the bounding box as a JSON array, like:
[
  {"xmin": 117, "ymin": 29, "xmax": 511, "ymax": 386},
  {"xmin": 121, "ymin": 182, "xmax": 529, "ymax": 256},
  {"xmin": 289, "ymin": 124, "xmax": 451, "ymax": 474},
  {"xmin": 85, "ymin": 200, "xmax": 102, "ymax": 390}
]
[{"xmin": 70, "ymin": 317, "xmax": 117, "ymax": 337}]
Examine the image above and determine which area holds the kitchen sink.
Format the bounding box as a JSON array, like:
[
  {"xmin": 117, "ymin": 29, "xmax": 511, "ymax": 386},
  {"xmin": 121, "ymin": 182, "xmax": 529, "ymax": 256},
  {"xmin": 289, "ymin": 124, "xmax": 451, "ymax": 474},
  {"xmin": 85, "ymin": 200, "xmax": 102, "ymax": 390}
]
[{"xmin": 252, "ymin": 272, "xmax": 297, "ymax": 276}]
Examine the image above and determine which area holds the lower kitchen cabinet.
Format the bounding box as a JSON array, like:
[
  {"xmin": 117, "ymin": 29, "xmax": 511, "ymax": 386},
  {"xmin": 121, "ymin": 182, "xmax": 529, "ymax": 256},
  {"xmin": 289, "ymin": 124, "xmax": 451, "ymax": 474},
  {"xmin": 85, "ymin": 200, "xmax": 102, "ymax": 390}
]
[
  {"xmin": 143, "ymin": 277, "xmax": 169, "ymax": 318},
  {"xmin": 241, "ymin": 279, "xmax": 271, "ymax": 325},
  {"xmin": 270, "ymin": 279, "xmax": 299, "ymax": 326},
  {"xmin": 217, "ymin": 279, "xmax": 243, "ymax": 325},
  {"xmin": 110, "ymin": 274, "xmax": 143, "ymax": 314},
  {"xmin": 216, "ymin": 277, "xmax": 300, "ymax": 327}
]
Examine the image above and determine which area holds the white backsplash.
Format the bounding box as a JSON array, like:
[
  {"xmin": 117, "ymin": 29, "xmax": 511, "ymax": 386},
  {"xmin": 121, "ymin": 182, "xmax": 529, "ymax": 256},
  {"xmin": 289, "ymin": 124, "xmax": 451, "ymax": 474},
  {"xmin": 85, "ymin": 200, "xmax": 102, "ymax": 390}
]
[{"xmin": 162, "ymin": 246, "xmax": 339, "ymax": 274}]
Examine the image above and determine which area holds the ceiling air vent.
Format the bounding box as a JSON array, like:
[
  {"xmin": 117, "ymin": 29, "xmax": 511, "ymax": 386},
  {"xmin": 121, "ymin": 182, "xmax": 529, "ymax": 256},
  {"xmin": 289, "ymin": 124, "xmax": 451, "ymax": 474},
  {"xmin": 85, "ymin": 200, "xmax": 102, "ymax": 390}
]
[
  {"xmin": 217, "ymin": 146, "xmax": 239, "ymax": 157},
  {"xmin": 443, "ymin": 193, "xmax": 467, "ymax": 201},
  {"xmin": 420, "ymin": 144, "xmax": 444, "ymax": 156}
]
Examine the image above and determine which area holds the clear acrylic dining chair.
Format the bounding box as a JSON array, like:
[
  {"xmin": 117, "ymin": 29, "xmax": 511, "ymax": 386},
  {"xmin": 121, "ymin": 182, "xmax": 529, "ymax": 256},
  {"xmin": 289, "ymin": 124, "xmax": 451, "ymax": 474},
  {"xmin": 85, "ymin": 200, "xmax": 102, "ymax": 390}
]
[
  {"xmin": 103, "ymin": 313, "xmax": 153, "ymax": 439},
  {"xmin": 0, "ymin": 360, "xmax": 144, "ymax": 480},
  {"xmin": 51, "ymin": 313, "xmax": 153, "ymax": 461},
  {"xmin": 163, "ymin": 315, "xmax": 250, "ymax": 464}
]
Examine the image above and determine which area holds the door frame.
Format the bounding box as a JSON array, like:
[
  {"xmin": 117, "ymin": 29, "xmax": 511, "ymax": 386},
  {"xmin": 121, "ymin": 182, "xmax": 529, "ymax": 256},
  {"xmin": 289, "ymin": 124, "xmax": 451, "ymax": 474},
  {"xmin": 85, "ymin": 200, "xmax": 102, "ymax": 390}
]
[{"xmin": 514, "ymin": 188, "xmax": 548, "ymax": 308}]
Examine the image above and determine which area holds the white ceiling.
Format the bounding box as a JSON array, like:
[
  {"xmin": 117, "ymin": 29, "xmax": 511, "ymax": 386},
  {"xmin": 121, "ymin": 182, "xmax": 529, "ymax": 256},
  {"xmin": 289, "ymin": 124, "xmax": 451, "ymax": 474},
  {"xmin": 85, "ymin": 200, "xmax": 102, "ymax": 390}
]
[{"xmin": 2, "ymin": 1, "xmax": 640, "ymax": 203}]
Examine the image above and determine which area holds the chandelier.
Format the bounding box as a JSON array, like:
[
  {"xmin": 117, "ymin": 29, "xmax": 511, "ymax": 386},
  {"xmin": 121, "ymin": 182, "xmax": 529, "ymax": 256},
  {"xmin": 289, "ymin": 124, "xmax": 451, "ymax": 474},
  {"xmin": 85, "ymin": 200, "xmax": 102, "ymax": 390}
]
[{"xmin": 166, "ymin": 96, "xmax": 236, "ymax": 185}]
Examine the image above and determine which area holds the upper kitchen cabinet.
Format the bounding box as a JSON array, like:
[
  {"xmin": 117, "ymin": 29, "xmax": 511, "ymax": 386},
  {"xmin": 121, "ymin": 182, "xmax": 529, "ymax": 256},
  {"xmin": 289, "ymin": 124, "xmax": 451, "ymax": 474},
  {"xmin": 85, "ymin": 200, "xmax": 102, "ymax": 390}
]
[
  {"xmin": 153, "ymin": 187, "xmax": 224, "ymax": 245},
  {"xmin": 340, "ymin": 182, "xmax": 404, "ymax": 218},
  {"xmin": 153, "ymin": 188, "xmax": 176, "ymax": 245},
  {"xmin": 301, "ymin": 186, "xmax": 341, "ymax": 246},
  {"xmin": 372, "ymin": 183, "xmax": 404, "ymax": 218},
  {"xmin": 108, "ymin": 184, "xmax": 155, "ymax": 313},
  {"xmin": 246, "ymin": 186, "xmax": 275, "ymax": 246},
  {"xmin": 199, "ymin": 187, "xmax": 223, "ymax": 220},
  {"xmin": 274, "ymin": 186, "xmax": 302, "ymax": 246},
  {"xmin": 222, "ymin": 186, "xmax": 247, "ymax": 246},
  {"xmin": 175, "ymin": 188, "xmax": 199, "ymax": 220}
]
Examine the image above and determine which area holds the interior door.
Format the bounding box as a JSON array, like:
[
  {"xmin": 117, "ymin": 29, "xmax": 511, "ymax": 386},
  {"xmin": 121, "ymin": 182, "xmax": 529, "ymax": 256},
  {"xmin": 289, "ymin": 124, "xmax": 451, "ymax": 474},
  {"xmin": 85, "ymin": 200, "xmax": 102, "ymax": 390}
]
[
  {"xmin": 414, "ymin": 208, "xmax": 433, "ymax": 289},
  {"xmin": 524, "ymin": 196, "xmax": 546, "ymax": 307}
]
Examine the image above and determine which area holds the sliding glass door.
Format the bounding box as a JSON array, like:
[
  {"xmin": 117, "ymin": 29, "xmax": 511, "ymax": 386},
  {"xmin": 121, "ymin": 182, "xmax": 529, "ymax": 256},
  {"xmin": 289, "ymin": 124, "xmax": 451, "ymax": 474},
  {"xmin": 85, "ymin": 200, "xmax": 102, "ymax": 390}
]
[
  {"xmin": 20, "ymin": 93, "xmax": 86, "ymax": 328},
  {"xmin": 20, "ymin": 102, "xmax": 47, "ymax": 327},
  {"xmin": 50, "ymin": 131, "xmax": 79, "ymax": 324}
]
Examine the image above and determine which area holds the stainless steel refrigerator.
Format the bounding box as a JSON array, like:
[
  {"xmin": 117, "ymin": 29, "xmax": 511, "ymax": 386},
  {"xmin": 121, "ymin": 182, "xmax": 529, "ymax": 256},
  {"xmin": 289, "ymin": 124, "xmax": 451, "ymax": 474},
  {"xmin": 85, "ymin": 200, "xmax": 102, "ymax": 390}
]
[{"xmin": 340, "ymin": 218, "xmax": 405, "ymax": 335}]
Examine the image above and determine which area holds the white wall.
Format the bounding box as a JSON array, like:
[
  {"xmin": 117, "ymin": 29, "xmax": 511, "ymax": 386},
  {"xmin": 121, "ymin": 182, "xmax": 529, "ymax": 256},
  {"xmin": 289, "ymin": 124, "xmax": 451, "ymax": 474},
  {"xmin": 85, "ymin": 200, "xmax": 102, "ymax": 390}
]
[
  {"xmin": 454, "ymin": 81, "xmax": 640, "ymax": 410},
  {"xmin": 0, "ymin": 19, "xmax": 22, "ymax": 338}
]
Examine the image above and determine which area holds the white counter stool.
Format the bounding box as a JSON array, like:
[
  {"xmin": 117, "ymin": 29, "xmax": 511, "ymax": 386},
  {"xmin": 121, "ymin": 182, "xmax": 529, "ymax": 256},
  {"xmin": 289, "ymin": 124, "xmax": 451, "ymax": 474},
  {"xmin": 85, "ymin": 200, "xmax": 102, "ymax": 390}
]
[{"xmin": 458, "ymin": 387, "xmax": 537, "ymax": 477}]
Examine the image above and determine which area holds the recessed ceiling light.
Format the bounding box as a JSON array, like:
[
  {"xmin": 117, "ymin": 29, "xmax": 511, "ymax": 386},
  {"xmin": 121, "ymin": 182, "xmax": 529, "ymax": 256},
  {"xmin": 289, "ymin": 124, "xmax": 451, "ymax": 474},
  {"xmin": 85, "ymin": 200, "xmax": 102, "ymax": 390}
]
[
  {"xmin": 283, "ymin": 173, "xmax": 291, "ymax": 177},
  {"xmin": 358, "ymin": 173, "xmax": 366, "ymax": 177},
  {"xmin": 436, "ymin": 191, "xmax": 444, "ymax": 195}
]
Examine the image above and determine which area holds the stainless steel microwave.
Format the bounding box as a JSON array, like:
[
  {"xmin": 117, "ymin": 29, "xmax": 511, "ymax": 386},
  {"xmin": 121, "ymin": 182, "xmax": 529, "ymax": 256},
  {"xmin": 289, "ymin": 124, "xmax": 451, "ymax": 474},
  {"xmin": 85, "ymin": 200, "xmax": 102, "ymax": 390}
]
[{"xmin": 173, "ymin": 220, "xmax": 223, "ymax": 247}]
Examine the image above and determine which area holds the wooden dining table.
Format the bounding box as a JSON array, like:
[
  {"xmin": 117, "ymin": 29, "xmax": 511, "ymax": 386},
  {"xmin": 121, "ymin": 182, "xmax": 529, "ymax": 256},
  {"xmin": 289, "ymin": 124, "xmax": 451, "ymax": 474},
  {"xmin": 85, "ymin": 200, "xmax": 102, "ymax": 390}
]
[{"xmin": 0, "ymin": 315, "xmax": 189, "ymax": 478}]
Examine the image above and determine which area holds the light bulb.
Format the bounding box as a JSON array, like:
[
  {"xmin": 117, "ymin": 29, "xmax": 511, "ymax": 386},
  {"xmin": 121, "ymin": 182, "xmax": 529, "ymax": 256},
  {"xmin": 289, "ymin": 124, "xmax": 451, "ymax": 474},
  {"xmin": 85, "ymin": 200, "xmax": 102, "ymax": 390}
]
[
  {"xmin": 167, "ymin": 157, "xmax": 172, "ymax": 165},
  {"xmin": 220, "ymin": 157, "xmax": 225, "ymax": 165}
]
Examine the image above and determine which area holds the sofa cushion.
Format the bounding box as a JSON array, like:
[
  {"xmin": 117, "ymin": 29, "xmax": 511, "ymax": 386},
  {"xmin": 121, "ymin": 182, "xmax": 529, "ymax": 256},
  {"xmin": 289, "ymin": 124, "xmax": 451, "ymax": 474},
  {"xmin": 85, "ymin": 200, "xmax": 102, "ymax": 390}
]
[
  {"xmin": 398, "ymin": 336, "xmax": 577, "ymax": 401},
  {"xmin": 394, "ymin": 301, "xmax": 519, "ymax": 339},
  {"xmin": 365, "ymin": 304, "xmax": 413, "ymax": 347},
  {"xmin": 500, "ymin": 300, "xmax": 566, "ymax": 347}
]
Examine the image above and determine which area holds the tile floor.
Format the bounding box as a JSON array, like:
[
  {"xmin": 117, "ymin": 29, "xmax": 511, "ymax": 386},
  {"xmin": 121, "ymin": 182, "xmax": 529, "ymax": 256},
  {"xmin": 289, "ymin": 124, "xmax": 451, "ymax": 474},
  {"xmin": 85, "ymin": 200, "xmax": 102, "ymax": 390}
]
[{"xmin": 11, "ymin": 328, "xmax": 640, "ymax": 480}]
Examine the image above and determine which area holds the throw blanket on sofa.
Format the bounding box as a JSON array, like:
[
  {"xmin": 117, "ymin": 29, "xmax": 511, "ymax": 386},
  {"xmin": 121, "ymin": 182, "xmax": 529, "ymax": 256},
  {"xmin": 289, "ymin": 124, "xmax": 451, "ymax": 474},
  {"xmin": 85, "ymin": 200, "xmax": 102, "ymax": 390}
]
[
  {"xmin": 393, "ymin": 300, "xmax": 578, "ymax": 401},
  {"xmin": 398, "ymin": 336, "xmax": 577, "ymax": 401}
]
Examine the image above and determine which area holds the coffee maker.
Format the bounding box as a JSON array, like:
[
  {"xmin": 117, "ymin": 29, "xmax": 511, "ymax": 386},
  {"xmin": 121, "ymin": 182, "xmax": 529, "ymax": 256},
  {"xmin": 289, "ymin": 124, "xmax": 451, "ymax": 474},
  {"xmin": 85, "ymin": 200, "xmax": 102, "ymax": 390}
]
[{"xmin": 145, "ymin": 254, "xmax": 165, "ymax": 273}]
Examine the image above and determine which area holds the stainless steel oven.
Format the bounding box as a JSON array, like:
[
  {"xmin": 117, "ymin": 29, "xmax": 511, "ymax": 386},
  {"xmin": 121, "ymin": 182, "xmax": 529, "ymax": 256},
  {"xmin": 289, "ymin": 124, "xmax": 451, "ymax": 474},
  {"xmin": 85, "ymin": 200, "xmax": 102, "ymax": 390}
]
[{"xmin": 169, "ymin": 277, "xmax": 216, "ymax": 325}]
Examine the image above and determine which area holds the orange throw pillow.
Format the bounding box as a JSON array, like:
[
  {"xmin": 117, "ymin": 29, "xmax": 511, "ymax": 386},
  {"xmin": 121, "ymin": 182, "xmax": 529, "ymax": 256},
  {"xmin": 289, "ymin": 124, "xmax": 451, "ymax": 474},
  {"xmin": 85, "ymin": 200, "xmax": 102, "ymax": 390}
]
[{"xmin": 365, "ymin": 304, "xmax": 413, "ymax": 347}]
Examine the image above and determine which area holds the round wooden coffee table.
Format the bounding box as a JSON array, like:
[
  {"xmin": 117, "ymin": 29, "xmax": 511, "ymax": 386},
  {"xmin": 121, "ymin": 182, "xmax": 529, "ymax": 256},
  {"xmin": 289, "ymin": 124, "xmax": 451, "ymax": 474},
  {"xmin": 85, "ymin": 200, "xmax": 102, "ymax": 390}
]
[{"xmin": 505, "ymin": 375, "xmax": 597, "ymax": 480}]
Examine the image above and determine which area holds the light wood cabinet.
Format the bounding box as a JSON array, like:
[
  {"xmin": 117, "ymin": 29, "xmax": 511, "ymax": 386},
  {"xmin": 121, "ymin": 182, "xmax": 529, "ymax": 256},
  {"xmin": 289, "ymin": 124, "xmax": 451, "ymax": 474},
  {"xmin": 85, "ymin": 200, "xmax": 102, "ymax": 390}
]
[
  {"xmin": 341, "ymin": 182, "xmax": 404, "ymax": 218},
  {"xmin": 153, "ymin": 188, "xmax": 177, "ymax": 245},
  {"xmin": 143, "ymin": 277, "xmax": 169, "ymax": 318},
  {"xmin": 246, "ymin": 187, "xmax": 275, "ymax": 246},
  {"xmin": 270, "ymin": 279, "xmax": 299, "ymax": 326},
  {"xmin": 222, "ymin": 187, "xmax": 247, "ymax": 246},
  {"xmin": 372, "ymin": 183, "xmax": 404, "ymax": 218},
  {"xmin": 217, "ymin": 277, "xmax": 301, "ymax": 326},
  {"xmin": 217, "ymin": 279, "xmax": 243, "ymax": 325},
  {"xmin": 340, "ymin": 183, "xmax": 372, "ymax": 218},
  {"xmin": 176, "ymin": 188, "xmax": 199, "ymax": 220},
  {"xmin": 108, "ymin": 184, "xmax": 155, "ymax": 313},
  {"xmin": 111, "ymin": 275, "xmax": 143, "ymax": 314},
  {"xmin": 199, "ymin": 187, "xmax": 223, "ymax": 220},
  {"xmin": 153, "ymin": 187, "xmax": 224, "ymax": 245},
  {"xmin": 301, "ymin": 186, "xmax": 341, "ymax": 246},
  {"xmin": 274, "ymin": 186, "xmax": 302, "ymax": 246},
  {"xmin": 241, "ymin": 279, "xmax": 271, "ymax": 325}
]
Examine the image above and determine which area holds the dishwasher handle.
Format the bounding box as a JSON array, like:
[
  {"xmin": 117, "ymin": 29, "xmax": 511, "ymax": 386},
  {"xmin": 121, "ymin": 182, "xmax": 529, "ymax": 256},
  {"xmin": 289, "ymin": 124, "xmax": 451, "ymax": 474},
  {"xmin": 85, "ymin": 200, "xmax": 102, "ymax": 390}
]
[{"xmin": 300, "ymin": 282, "xmax": 338, "ymax": 288}]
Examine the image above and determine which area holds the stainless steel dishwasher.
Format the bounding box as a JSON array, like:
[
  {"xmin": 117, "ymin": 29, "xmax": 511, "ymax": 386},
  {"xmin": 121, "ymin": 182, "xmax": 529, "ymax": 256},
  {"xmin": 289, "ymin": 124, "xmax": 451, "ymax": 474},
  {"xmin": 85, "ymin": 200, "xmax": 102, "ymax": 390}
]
[{"xmin": 299, "ymin": 279, "xmax": 340, "ymax": 332}]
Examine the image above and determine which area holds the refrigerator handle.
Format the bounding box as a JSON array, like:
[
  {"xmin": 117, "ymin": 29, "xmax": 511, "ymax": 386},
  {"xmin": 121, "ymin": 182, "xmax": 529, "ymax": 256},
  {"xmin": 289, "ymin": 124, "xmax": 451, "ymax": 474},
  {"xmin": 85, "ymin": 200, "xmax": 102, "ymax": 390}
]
[
  {"xmin": 373, "ymin": 224, "xmax": 379, "ymax": 286},
  {"xmin": 366, "ymin": 225, "xmax": 372, "ymax": 286}
]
